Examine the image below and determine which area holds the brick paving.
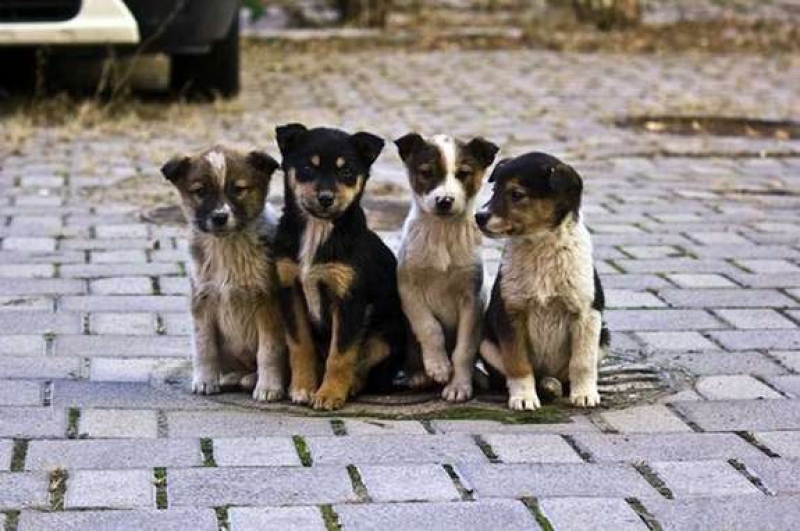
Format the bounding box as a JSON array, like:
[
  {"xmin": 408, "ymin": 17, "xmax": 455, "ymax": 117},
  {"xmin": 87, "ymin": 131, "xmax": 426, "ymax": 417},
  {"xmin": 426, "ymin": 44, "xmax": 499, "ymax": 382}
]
[{"xmin": 0, "ymin": 38, "xmax": 799, "ymax": 530}]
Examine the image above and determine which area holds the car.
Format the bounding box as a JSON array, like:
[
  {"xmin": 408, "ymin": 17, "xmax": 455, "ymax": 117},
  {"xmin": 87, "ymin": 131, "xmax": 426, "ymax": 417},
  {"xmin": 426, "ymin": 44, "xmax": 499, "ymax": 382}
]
[{"xmin": 0, "ymin": 0, "xmax": 242, "ymax": 97}]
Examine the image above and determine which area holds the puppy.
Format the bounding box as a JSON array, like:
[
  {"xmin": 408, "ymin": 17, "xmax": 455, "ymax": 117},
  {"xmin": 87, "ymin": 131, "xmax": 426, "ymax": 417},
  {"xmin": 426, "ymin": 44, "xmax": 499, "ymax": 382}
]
[
  {"xmin": 161, "ymin": 145, "xmax": 287, "ymax": 402},
  {"xmin": 395, "ymin": 133, "xmax": 499, "ymax": 402},
  {"xmin": 476, "ymin": 152, "xmax": 609, "ymax": 410},
  {"xmin": 273, "ymin": 124, "xmax": 406, "ymax": 410}
]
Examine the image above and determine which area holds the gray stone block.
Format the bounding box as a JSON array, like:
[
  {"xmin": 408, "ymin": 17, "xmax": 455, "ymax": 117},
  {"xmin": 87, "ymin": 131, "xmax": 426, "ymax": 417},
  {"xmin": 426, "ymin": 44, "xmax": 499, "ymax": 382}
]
[
  {"xmin": 0, "ymin": 312, "xmax": 82, "ymax": 335},
  {"xmin": 456, "ymin": 463, "xmax": 656, "ymax": 498},
  {"xmin": 743, "ymin": 458, "xmax": 800, "ymax": 495},
  {"xmin": 430, "ymin": 416, "xmax": 598, "ymax": 435},
  {"xmin": 635, "ymin": 332, "xmax": 718, "ymax": 351},
  {"xmin": 0, "ymin": 440, "xmax": 13, "ymax": 471},
  {"xmin": 650, "ymin": 460, "xmax": 761, "ymax": 497},
  {"xmin": 601, "ymin": 405, "xmax": 692, "ymax": 433},
  {"xmin": 0, "ymin": 335, "xmax": 46, "ymax": 356},
  {"xmin": 0, "ymin": 380, "xmax": 41, "ymax": 406},
  {"xmin": 90, "ymin": 277, "xmax": 154, "ymax": 295},
  {"xmin": 659, "ymin": 289, "xmax": 796, "ymax": 308},
  {"xmin": 754, "ymin": 431, "xmax": 800, "ymax": 458},
  {"xmin": 305, "ymin": 435, "xmax": 488, "ymax": 465},
  {"xmin": 0, "ymin": 472, "xmax": 49, "ymax": 510},
  {"xmin": 539, "ymin": 497, "xmax": 648, "ymax": 531},
  {"xmin": 0, "ymin": 407, "xmax": 67, "ymax": 438},
  {"xmin": 90, "ymin": 312, "xmax": 156, "ymax": 335},
  {"xmin": 52, "ymin": 381, "xmax": 220, "ymax": 410},
  {"xmin": 335, "ymin": 500, "xmax": 539, "ymax": 531},
  {"xmin": 0, "ymin": 356, "xmax": 80, "ymax": 379},
  {"xmin": 606, "ymin": 290, "xmax": 666, "ymax": 308},
  {"xmin": 167, "ymin": 411, "xmax": 333, "ymax": 437},
  {"xmin": 667, "ymin": 274, "xmax": 737, "ymax": 288},
  {"xmin": 715, "ymin": 309, "xmax": 796, "ymax": 329},
  {"xmin": 343, "ymin": 419, "xmax": 428, "ymax": 435},
  {"xmin": 168, "ymin": 466, "xmax": 356, "ymax": 507},
  {"xmin": 65, "ymin": 469, "xmax": 154, "ymax": 509},
  {"xmin": 357, "ymin": 464, "xmax": 462, "ymax": 502},
  {"xmin": 696, "ymin": 375, "xmax": 784, "ymax": 400},
  {"xmin": 0, "ymin": 295, "xmax": 53, "ymax": 312},
  {"xmin": 481, "ymin": 434, "xmax": 583, "ymax": 463},
  {"xmin": 649, "ymin": 351, "xmax": 785, "ymax": 376},
  {"xmin": 61, "ymin": 263, "xmax": 181, "ymax": 279},
  {"xmin": 229, "ymin": 507, "xmax": 326, "ymax": 531},
  {"xmin": 675, "ymin": 400, "xmax": 800, "ymax": 431},
  {"xmin": 0, "ymin": 264, "xmax": 53, "ymax": 278},
  {"xmin": 54, "ymin": 335, "xmax": 190, "ymax": 358},
  {"xmin": 0, "ymin": 278, "xmax": 85, "ymax": 296},
  {"xmin": 60, "ymin": 296, "xmax": 187, "ymax": 312},
  {"xmin": 78, "ymin": 409, "xmax": 159, "ymax": 439},
  {"xmin": 763, "ymin": 375, "xmax": 800, "ymax": 398},
  {"xmin": 213, "ymin": 437, "xmax": 301, "ymax": 467},
  {"xmin": 645, "ymin": 496, "xmax": 800, "ymax": 531},
  {"xmin": 572, "ymin": 433, "xmax": 765, "ymax": 462},
  {"xmin": 18, "ymin": 509, "xmax": 219, "ymax": 531},
  {"xmin": 25, "ymin": 439, "xmax": 201, "ymax": 470},
  {"xmin": 160, "ymin": 313, "xmax": 192, "ymax": 336},
  {"xmin": 605, "ymin": 309, "xmax": 723, "ymax": 331}
]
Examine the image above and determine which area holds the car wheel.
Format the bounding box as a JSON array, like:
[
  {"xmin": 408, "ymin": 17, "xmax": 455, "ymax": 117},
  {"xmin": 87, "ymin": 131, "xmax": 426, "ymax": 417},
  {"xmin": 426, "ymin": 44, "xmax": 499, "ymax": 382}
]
[{"xmin": 170, "ymin": 15, "xmax": 240, "ymax": 99}]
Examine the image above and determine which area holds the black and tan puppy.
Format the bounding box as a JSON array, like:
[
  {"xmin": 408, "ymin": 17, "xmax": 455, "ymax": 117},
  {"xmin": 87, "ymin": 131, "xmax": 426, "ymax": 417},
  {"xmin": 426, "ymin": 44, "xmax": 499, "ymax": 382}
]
[
  {"xmin": 273, "ymin": 124, "xmax": 406, "ymax": 410},
  {"xmin": 161, "ymin": 146, "xmax": 287, "ymax": 401},
  {"xmin": 395, "ymin": 133, "xmax": 498, "ymax": 402},
  {"xmin": 476, "ymin": 152, "xmax": 609, "ymax": 410}
]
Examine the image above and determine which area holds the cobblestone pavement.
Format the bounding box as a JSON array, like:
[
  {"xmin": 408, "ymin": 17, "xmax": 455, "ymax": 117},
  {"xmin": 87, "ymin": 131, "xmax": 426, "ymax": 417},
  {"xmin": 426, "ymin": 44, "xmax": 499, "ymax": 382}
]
[{"xmin": 1, "ymin": 45, "xmax": 800, "ymax": 530}]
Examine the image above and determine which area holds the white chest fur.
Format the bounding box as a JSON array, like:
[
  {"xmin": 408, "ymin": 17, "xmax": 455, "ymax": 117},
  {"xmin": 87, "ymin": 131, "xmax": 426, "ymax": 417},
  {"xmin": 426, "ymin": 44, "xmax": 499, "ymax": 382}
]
[
  {"xmin": 398, "ymin": 203, "xmax": 481, "ymax": 272},
  {"xmin": 299, "ymin": 217, "xmax": 333, "ymax": 324}
]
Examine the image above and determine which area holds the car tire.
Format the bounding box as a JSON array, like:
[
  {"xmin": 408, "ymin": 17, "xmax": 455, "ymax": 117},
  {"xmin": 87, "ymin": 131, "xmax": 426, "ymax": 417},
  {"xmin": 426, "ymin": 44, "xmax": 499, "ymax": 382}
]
[{"xmin": 170, "ymin": 15, "xmax": 240, "ymax": 99}]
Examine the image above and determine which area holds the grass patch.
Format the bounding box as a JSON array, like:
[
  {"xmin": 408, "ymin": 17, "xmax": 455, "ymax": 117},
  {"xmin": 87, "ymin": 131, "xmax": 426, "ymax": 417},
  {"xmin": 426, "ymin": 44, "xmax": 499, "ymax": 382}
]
[
  {"xmin": 346, "ymin": 465, "xmax": 370, "ymax": 502},
  {"xmin": 293, "ymin": 436, "xmax": 313, "ymax": 467},
  {"xmin": 66, "ymin": 408, "xmax": 81, "ymax": 439},
  {"xmin": 634, "ymin": 463, "xmax": 673, "ymax": 499},
  {"xmin": 284, "ymin": 404, "xmax": 569, "ymax": 424},
  {"xmin": 473, "ymin": 435, "xmax": 501, "ymax": 463},
  {"xmin": 522, "ymin": 499, "xmax": 554, "ymax": 531},
  {"xmin": 214, "ymin": 506, "xmax": 231, "ymax": 531},
  {"xmin": 200, "ymin": 438, "xmax": 217, "ymax": 467},
  {"xmin": 626, "ymin": 498, "xmax": 663, "ymax": 531},
  {"xmin": 442, "ymin": 464, "xmax": 474, "ymax": 501},
  {"xmin": 330, "ymin": 419, "xmax": 347, "ymax": 436},
  {"xmin": 3, "ymin": 511, "xmax": 19, "ymax": 531},
  {"xmin": 153, "ymin": 468, "xmax": 168, "ymax": 509},
  {"xmin": 10, "ymin": 440, "xmax": 28, "ymax": 472},
  {"xmin": 48, "ymin": 468, "xmax": 68, "ymax": 511},
  {"xmin": 320, "ymin": 505, "xmax": 341, "ymax": 531}
]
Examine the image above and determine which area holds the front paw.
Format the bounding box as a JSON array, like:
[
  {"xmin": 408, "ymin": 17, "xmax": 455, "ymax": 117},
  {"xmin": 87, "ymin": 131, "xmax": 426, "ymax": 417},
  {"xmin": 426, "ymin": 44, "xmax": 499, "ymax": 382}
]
[
  {"xmin": 424, "ymin": 355, "xmax": 453, "ymax": 385},
  {"xmin": 312, "ymin": 386, "xmax": 347, "ymax": 411},
  {"xmin": 509, "ymin": 391, "xmax": 540, "ymax": 411},
  {"xmin": 252, "ymin": 377, "xmax": 285, "ymax": 402},
  {"xmin": 191, "ymin": 371, "xmax": 220, "ymax": 395},
  {"xmin": 570, "ymin": 387, "xmax": 601, "ymax": 408},
  {"xmin": 407, "ymin": 371, "xmax": 434, "ymax": 389},
  {"xmin": 290, "ymin": 387, "xmax": 315, "ymax": 404},
  {"xmin": 442, "ymin": 380, "xmax": 473, "ymax": 403}
]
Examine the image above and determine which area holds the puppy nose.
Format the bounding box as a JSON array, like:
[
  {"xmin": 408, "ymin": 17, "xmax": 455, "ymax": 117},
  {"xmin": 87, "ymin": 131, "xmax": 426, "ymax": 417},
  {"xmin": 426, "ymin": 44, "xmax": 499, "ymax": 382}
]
[
  {"xmin": 317, "ymin": 191, "xmax": 335, "ymax": 209},
  {"xmin": 211, "ymin": 211, "xmax": 229, "ymax": 227},
  {"xmin": 475, "ymin": 211, "xmax": 490, "ymax": 228},
  {"xmin": 435, "ymin": 196, "xmax": 455, "ymax": 213}
]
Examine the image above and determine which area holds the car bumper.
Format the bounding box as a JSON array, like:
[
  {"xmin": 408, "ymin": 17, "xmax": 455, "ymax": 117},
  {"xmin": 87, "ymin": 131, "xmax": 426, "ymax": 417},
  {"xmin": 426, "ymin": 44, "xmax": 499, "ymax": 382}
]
[{"xmin": 0, "ymin": 0, "xmax": 140, "ymax": 46}]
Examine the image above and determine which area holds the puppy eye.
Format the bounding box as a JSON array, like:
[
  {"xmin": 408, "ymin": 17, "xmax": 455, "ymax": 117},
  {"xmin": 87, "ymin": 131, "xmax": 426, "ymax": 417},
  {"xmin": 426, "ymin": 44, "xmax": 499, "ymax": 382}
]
[
  {"xmin": 234, "ymin": 185, "xmax": 249, "ymax": 196},
  {"xmin": 418, "ymin": 167, "xmax": 432, "ymax": 179},
  {"xmin": 191, "ymin": 187, "xmax": 207, "ymax": 198},
  {"xmin": 509, "ymin": 189, "xmax": 526, "ymax": 202},
  {"xmin": 456, "ymin": 168, "xmax": 472, "ymax": 180}
]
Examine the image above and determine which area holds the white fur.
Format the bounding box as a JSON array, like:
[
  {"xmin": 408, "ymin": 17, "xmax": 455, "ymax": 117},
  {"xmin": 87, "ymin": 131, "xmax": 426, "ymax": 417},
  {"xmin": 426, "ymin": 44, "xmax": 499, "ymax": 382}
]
[
  {"xmin": 300, "ymin": 217, "xmax": 333, "ymax": 324},
  {"xmin": 421, "ymin": 135, "xmax": 467, "ymax": 215},
  {"xmin": 206, "ymin": 150, "xmax": 227, "ymax": 183}
]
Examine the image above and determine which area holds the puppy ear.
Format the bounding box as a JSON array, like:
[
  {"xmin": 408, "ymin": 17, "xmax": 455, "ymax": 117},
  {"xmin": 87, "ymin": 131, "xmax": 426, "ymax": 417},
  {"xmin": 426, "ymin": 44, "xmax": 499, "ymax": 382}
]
[
  {"xmin": 246, "ymin": 151, "xmax": 279, "ymax": 182},
  {"xmin": 350, "ymin": 131, "xmax": 385, "ymax": 168},
  {"xmin": 275, "ymin": 123, "xmax": 308, "ymax": 156},
  {"xmin": 465, "ymin": 137, "xmax": 500, "ymax": 169},
  {"xmin": 549, "ymin": 163, "xmax": 583, "ymax": 196},
  {"xmin": 161, "ymin": 156, "xmax": 191, "ymax": 185},
  {"xmin": 394, "ymin": 133, "xmax": 425, "ymax": 163},
  {"xmin": 487, "ymin": 157, "xmax": 511, "ymax": 183}
]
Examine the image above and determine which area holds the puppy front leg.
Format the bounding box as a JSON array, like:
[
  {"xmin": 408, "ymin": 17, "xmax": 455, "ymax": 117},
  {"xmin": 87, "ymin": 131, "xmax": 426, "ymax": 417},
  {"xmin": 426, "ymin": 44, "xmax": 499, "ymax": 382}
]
[
  {"xmin": 191, "ymin": 301, "xmax": 221, "ymax": 395},
  {"xmin": 399, "ymin": 279, "xmax": 450, "ymax": 384},
  {"xmin": 568, "ymin": 310, "xmax": 602, "ymax": 407},
  {"xmin": 442, "ymin": 294, "xmax": 482, "ymax": 402},
  {"xmin": 253, "ymin": 309, "xmax": 287, "ymax": 402},
  {"xmin": 313, "ymin": 304, "xmax": 363, "ymax": 410},
  {"xmin": 500, "ymin": 314, "xmax": 539, "ymax": 410}
]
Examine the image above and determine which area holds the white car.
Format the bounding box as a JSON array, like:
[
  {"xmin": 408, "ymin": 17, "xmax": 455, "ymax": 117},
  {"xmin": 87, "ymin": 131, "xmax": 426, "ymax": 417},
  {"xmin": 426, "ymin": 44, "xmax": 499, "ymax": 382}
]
[{"xmin": 0, "ymin": 0, "xmax": 241, "ymax": 96}]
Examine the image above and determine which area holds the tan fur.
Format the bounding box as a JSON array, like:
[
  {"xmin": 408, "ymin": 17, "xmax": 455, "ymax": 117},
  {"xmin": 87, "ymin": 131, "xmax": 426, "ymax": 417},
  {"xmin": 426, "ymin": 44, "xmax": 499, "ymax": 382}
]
[
  {"xmin": 304, "ymin": 262, "xmax": 356, "ymax": 299},
  {"xmin": 286, "ymin": 286, "xmax": 320, "ymax": 404},
  {"xmin": 276, "ymin": 258, "xmax": 299, "ymax": 287}
]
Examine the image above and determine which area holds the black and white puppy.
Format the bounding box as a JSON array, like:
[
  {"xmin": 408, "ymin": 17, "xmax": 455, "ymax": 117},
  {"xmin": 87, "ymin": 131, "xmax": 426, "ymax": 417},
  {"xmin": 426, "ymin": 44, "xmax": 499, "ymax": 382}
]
[
  {"xmin": 273, "ymin": 124, "xmax": 407, "ymax": 410},
  {"xmin": 161, "ymin": 146, "xmax": 287, "ymax": 401},
  {"xmin": 476, "ymin": 152, "xmax": 609, "ymax": 410},
  {"xmin": 395, "ymin": 133, "xmax": 499, "ymax": 401}
]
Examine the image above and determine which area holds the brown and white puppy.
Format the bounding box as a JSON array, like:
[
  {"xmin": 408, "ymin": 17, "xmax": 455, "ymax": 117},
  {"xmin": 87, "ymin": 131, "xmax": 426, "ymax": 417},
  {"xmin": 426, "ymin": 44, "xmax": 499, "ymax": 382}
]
[
  {"xmin": 476, "ymin": 152, "xmax": 609, "ymax": 410},
  {"xmin": 395, "ymin": 133, "xmax": 499, "ymax": 402},
  {"xmin": 161, "ymin": 145, "xmax": 287, "ymax": 402}
]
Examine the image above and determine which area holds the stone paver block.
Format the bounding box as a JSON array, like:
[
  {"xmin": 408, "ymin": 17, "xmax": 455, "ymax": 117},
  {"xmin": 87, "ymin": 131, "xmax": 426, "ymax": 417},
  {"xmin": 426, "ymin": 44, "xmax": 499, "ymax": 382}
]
[
  {"xmin": 61, "ymin": 263, "xmax": 181, "ymax": 279},
  {"xmin": 229, "ymin": 507, "xmax": 326, "ymax": 531},
  {"xmin": 90, "ymin": 277, "xmax": 154, "ymax": 295},
  {"xmin": 635, "ymin": 332, "xmax": 718, "ymax": 351},
  {"xmin": 305, "ymin": 435, "xmax": 487, "ymax": 465},
  {"xmin": 213, "ymin": 437, "xmax": 301, "ymax": 467},
  {"xmin": 431, "ymin": 416, "xmax": 598, "ymax": 435},
  {"xmin": 606, "ymin": 290, "xmax": 666, "ymax": 308},
  {"xmin": 52, "ymin": 381, "xmax": 218, "ymax": 410},
  {"xmin": 572, "ymin": 433, "xmax": 765, "ymax": 462},
  {"xmin": 358, "ymin": 464, "xmax": 462, "ymax": 502},
  {"xmin": 658, "ymin": 288, "xmax": 796, "ymax": 308},
  {"xmin": 18, "ymin": 509, "xmax": 218, "ymax": 531},
  {"xmin": 0, "ymin": 472, "xmax": 49, "ymax": 509},
  {"xmin": 650, "ymin": 461, "xmax": 761, "ymax": 497},
  {"xmin": 540, "ymin": 498, "xmax": 648, "ymax": 531},
  {"xmin": 772, "ymin": 351, "xmax": 800, "ymax": 372},
  {"xmin": 335, "ymin": 500, "xmax": 539, "ymax": 531},
  {"xmin": 89, "ymin": 358, "xmax": 162, "ymax": 382},
  {"xmin": 2, "ymin": 237, "xmax": 55, "ymax": 252},
  {"xmin": 645, "ymin": 496, "xmax": 800, "ymax": 531},
  {"xmin": 25, "ymin": 439, "xmax": 201, "ymax": 470},
  {"xmin": 55, "ymin": 335, "xmax": 190, "ymax": 358},
  {"xmin": 169, "ymin": 466, "xmax": 356, "ymax": 507},
  {"xmin": 95, "ymin": 224, "xmax": 149, "ymax": 239},
  {"xmin": 60, "ymin": 295, "xmax": 187, "ymax": 312},
  {"xmin": 601, "ymin": 405, "xmax": 692, "ymax": 433},
  {"xmin": 708, "ymin": 330, "xmax": 800, "ymax": 350},
  {"xmin": 755, "ymin": 431, "xmax": 800, "ymax": 458},
  {"xmin": 0, "ymin": 357, "xmax": 80, "ymax": 379},
  {"xmin": 649, "ymin": 351, "xmax": 785, "ymax": 376},
  {"xmin": 0, "ymin": 312, "xmax": 82, "ymax": 335},
  {"xmin": 743, "ymin": 458, "xmax": 800, "ymax": 495},
  {"xmin": 481, "ymin": 434, "xmax": 583, "ymax": 463},
  {"xmin": 667, "ymin": 274, "xmax": 737, "ymax": 288},
  {"xmin": 65, "ymin": 469, "xmax": 154, "ymax": 509},
  {"xmin": 0, "ymin": 380, "xmax": 41, "ymax": 406},
  {"xmin": 79, "ymin": 409, "xmax": 159, "ymax": 439},
  {"xmin": 0, "ymin": 295, "xmax": 53, "ymax": 312},
  {"xmin": 167, "ymin": 411, "xmax": 333, "ymax": 437},
  {"xmin": 675, "ymin": 400, "xmax": 800, "ymax": 431},
  {"xmin": 605, "ymin": 310, "xmax": 723, "ymax": 331},
  {"xmin": 0, "ymin": 440, "xmax": 13, "ymax": 471},
  {"xmin": 0, "ymin": 278, "xmax": 85, "ymax": 296},
  {"xmin": 343, "ymin": 419, "xmax": 428, "ymax": 435},
  {"xmin": 715, "ymin": 309, "xmax": 796, "ymax": 330},
  {"xmin": 160, "ymin": 312, "xmax": 192, "ymax": 335},
  {"xmin": 0, "ymin": 264, "xmax": 53, "ymax": 278},
  {"xmin": 159, "ymin": 276, "xmax": 191, "ymax": 295},
  {"xmin": 0, "ymin": 336, "xmax": 45, "ymax": 356},
  {"xmin": 736, "ymin": 259, "xmax": 800, "ymax": 274},
  {"xmin": 90, "ymin": 250, "xmax": 148, "ymax": 264},
  {"xmin": 90, "ymin": 313, "xmax": 156, "ymax": 335},
  {"xmin": 763, "ymin": 375, "xmax": 800, "ymax": 398},
  {"xmin": 457, "ymin": 462, "xmax": 656, "ymax": 498},
  {"xmin": 696, "ymin": 375, "xmax": 784, "ymax": 400},
  {"xmin": 0, "ymin": 407, "xmax": 67, "ymax": 438}
]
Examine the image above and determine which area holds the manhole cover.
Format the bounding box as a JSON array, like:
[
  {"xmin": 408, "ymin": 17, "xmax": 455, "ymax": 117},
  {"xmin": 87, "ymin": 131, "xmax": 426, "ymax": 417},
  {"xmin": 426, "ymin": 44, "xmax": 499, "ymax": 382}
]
[{"xmin": 616, "ymin": 115, "xmax": 800, "ymax": 139}]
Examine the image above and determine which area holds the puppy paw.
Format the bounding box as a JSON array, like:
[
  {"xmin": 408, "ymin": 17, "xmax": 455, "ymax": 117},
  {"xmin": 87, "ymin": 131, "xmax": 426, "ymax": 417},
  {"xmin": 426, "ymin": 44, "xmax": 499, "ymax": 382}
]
[
  {"xmin": 253, "ymin": 386, "xmax": 285, "ymax": 402},
  {"xmin": 442, "ymin": 380, "xmax": 473, "ymax": 402},
  {"xmin": 407, "ymin": 371, "xmax": 433, "ymax": 389},
  {"xmin": 191, "ymin": 373, "xmax": 220, "ymax": 396},
  {"xmin": 290, "ymin": 387, "xmax": 314, "ymax": 404},
  {"xmin": 424, "ymin": 356, "xmax": 453, "ymax": 385},
  {"xmin": 570, "ymin": 388, "xmax": 601, "ymax": 408},
  {"xmin": 508, "ymin": 392, "xmax": 540, "ymax": 411},
  {"xmin": 312, "ymin": 388, "xmax": 347, "ymax": 411}
]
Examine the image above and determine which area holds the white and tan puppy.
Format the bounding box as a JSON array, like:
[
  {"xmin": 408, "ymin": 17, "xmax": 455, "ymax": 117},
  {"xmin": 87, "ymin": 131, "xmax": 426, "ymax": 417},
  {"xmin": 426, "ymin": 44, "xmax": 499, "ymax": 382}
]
[
  {"xmin": 476, "ymin": 152, "xmax": 610, "ymax": 410},
  {"xmin": 395, "ymin": 133, "xmax": 499, "ymax": 401},
  {"xmin": 161, "ymin": 145, "xmax": 287, "ymax": 402}
]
